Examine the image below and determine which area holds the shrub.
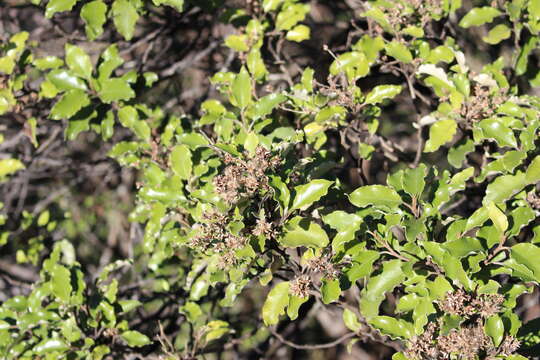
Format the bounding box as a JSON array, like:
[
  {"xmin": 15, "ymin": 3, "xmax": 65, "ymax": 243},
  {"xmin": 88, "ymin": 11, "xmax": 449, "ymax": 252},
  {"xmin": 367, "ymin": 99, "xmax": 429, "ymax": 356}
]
[{"xmin": 1, "ymin": 0, "xmax": 540, "ymax": 359}]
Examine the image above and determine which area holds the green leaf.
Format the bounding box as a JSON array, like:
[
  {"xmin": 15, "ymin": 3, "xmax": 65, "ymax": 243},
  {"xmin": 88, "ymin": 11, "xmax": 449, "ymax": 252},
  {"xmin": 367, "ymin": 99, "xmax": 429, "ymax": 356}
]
[
  {"xmin": 370, "ymin": 316, "xmax": 413, "ymax": 339},
  {"xmin": 486, "ymin": 202, "xmax": 508, "ymax": 234},
  {"xmin": 263, "ymin": 0, "xmax": 283, "ymax": 12},
  {"xmin": 485, "ymin": 315, "xmax": 504, "ymax": 346},
  {"xmin": 51, "ymin": 264, "xmax": 72, "ymax": 302},
  {"xmin": 364, "ymin": 85, "xmax": 402, "ymax": 105},
  {"xmin": 98, "ymin": 45, "xmax": 124, "ymax": 80},
  {"xmin": 517, "ymin": 317, "xmax": 540, "ymax": 350},
  {"xmin": 112, "ymin": 0, "xmax": 139, "ymax": 41},
  {"xmin": 424, "ymin": 119, "xmax": 457, "ymax": 152},
  {"xmin": 204, "ymin": 320, "xmax": 230, "ymax": 342},
  {"xmin": 526, "ymin": 155, "xmax": 540, "ymax": 184},
  {"xmin": 275, "ymin": 3, "xmax": 309, "ymax": 30},
  {"xmin": 322, "ymin": 211, "xmax": 362, "ymax": 231},
  {"xmin": 291, "ymin": 179, "xmax": 333, "ymax": 211},
  {"xmin": 321, "ymin": 278, "xmax": 340, "ymax": 304},
  {"xmin": 251, "ymin": 93, "xmax": 286, "ymax": 119},
  {"xmin": 225, "ymin": 35, "xmax": 249, "ymax": 52},
  {"xmin": 152, "ymin": 0, "xmax": 183, "ymax": 11},
  {"xmin": 402, "ymin": 164, "xmax": 427, "ymax": 197},
  {"xmin": 45, "ymin": 0, "xmax": 77, "ymax": 18},
  {"xmin": 244, "ymin": 132, "xmax": 259, "ymax": 155},
  {"xmin": 343, "ymin": 308, "xmax": 362, "ymax": 332},
  {"xmin": 0, "ymin": 158, "xmax": 25, "ymax": 178},
  {"xmin": 170, "ymin": 145, "xmax": 192, "ymax": 180},
  {"xmin": 81, "ymin": 0, "xmax": 107, "ymax": 40},
  {"xmin": 270, "ymin": 175, "xmax": 290, "ymax": 212},
  {"xmin": 478, "ymin": 118, "xmax": 517, "ymax": 148},
  {"xmin": 121, "ymin": 330, "xmax": 151, "ymax": 347},
  {"xmin": 483, "ymin": 24, "xmax": 511, "ymax": 44},
  {"xmin": 483, "ymin": 172, "xmax": 527, "ymax": 204},
  {"xmin": 385, "ymin": 41, "xmax": 413, "ymax": 63},
  {"xmin": 510, "ymin": 243, "xmax": 540, "ymax": 282},
  {"xmin": 286, "ymin": 24, "xmax": 310, "ymax": 42},
  {"xmin": 117, "ymin": 106, "xmax": 150, "ymax": 140},
  {"xmin": 279, "ymin": 216, "xmax": 329, "ymax": 248},
  {"xmin": 448, "ymin": 138, "xmax": 475, "ymax": 168},
  {"xmin": 232, "ymin": 67, "xmax": 252, "ymax": 109},
  {"xmin": 34, "ymin": 338, "xmax": 69, "ymax": 353},
  {"xmin": 50, "ymin": 89, "xmax": 90, "ymax": 120},
  {"xmin": 349, "ymin": 185, "xmax": 402, "ymax": 210},
  {"xmin": 65, "ymin": 44, "xmax": 92, "ymax": 80},
  {"xmin": 459, "ymin": 7, "xmax": 502, "ymax": 28},
  {"xmin": 98, "ymin": 78, "xmax": 135, "ymax": 103},
  {"xmin": 360, "ymin": 260, "xmax": 405, "ymax": 318},
  {"xmin": 329, "ymin": 51, "xmax": 369, "ymax": 80},
  {"xmin": 287, "ymin": 295, "xmax": 308, "ymax": 320},
  {"xmin": 47, "ymin": 69, "xmax": 87, "ymax": 91},
  {"xmin": 262, "ymin": 282, "xmax": 290, "ymax": 325},
  {"xmin": 246, "ymin": 49, "xmax": 267, "ymax": 80}
]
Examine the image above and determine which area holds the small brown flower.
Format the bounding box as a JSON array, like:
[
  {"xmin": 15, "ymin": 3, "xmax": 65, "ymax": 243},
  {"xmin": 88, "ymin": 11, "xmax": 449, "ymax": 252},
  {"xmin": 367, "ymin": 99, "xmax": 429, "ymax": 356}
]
[
  {"xmin": 252, "ymin": 217, "xmax": 274, "ymax": 238},
  {"xmin": 498, "ymin": 335, "xmax": 520, "ymax": 356},
  {"xmin": 289, "ymin": 276, "xmax": 311, "ymax": 298}
]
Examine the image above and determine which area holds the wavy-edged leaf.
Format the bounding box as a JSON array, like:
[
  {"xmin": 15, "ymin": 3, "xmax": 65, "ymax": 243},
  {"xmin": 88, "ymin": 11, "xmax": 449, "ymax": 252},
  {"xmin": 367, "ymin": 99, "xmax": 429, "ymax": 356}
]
[
  {"xmin": 262, "ymin": 282, "xmax": 290, "ymax": 325},
  {"xmin": 291, "ymin": 179, "xmax": 333, "ymax": 211}
]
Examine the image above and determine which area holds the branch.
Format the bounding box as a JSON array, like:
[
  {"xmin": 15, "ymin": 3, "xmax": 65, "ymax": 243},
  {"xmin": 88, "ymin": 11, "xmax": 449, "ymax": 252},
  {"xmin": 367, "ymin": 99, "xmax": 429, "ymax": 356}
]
[{"xmin": 269, "ymin": 326, "xmax": 356, "ymax": 350}]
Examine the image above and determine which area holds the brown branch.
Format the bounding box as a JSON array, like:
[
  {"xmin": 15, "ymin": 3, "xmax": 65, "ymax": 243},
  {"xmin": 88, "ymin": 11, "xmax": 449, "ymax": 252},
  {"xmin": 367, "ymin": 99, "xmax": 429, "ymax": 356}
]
[{"xmin": 269, "ymin": 326, "xmax": 355, "ymax": 350}]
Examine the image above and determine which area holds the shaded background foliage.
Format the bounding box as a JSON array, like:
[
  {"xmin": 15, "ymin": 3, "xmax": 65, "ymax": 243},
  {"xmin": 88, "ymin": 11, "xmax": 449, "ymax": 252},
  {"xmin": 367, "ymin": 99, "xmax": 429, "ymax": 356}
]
[{"xmin": 1, "ymin": 0, "xmax": 540, "ymax": 359}]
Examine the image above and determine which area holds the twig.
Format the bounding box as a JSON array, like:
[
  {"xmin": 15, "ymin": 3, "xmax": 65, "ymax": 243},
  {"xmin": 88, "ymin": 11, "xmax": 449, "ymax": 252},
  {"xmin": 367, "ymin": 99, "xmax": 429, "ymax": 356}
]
[{"xmin": 269, "ymin": 326, "xmax": 355, "ymax": 350}]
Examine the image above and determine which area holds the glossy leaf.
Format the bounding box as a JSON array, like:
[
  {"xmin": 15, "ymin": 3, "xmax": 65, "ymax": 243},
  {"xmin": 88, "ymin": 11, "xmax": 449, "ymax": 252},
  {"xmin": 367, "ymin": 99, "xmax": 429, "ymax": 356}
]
[
  {"xmin": 424, "ymin": 119, "xmax": 457, "ymax": 152},
  {"xmin": 170, "ymin": 145, "xmax": 192, "ymax": 180},
  {"xmin": 121, "ymin": 330, "xmax": 151, "ymax": 347},
  {"xmin": 459, "ymin": 7, "xmax": 502, "ymax": 28},
  {"xmin": 262, "ymin": 282, "xmax": 290, "ymax": 325},
  {"xmin": 364, "ymin": 85, "xmax": 402, "ymax": 105},
  {"xmin": 279, "ymin": 217, "xmax": 329, "ymax": 248},
  {"xmin": 45, "ymin": 0, "xmax": 77, "ymax": 18},
  {"xmin": 349, "ymin": 185, "xmax": 402, "ymax": 210},
  {"xmin": 321, "ymin": 278, "xmax": 340, "ymax": 304},
  {"xmin": 291, "ymin": 179, "xmax": 333, "ymax": 211},
  {"xmin": 112, "ymin": 0, "xmax": 139, "ymax": 41},
  {"xmin": 0, "ymin": 158, "xmax": 25, "ymax": 178},
  {"xmin": 50, "ymin": 89, "xmax": 90, "ymax": 120},
  {"xmin": 65, "ymin": 44, "xmax": 92, "ymax": 79},
  {"xmin": 232, "ymin": 67, "xmax": 252, "ymax": 108},
  {"xmin": 360, "ymin": 260, "xmax": 405, "ymax": 318},
  {"xmin": 81, "ymin": 0, "xmax": 107, "ymax": 40}
]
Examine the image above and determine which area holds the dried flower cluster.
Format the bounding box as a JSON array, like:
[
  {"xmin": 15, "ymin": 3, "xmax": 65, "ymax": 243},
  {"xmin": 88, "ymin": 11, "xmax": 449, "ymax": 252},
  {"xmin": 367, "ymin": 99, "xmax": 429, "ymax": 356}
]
[
  {"xmin": 438, "ymin": 289, "xmax": 504, "ymax": 318},
  {"xmin": 460, "ymin": 84, "xmax": 506, "ymax": 122},
  {"xmin": 406, "ymin": 290, "xmax": 519, "ymax": 360},
  {"xmin": 527, "ymin": 192, "xmax": 540, "ymax": 210},
  {"xmin": 189, "ymin": 211, "xmax": 247, "ymax": 268},
  {"xmin": 373, "ymin": 0, "xmax": 443, "ymax": 33},
  {"xmin": 213, "ymin": 147, "xmax": 280, "ymax": 204},
  {"xmin": 306, "ymin": 255, "xmax": 340, "ymax": 279},
  {"xmin": 252, "ymin": 216, "xmax": 275, "ymax": 238},
  {"xmin": 406, "ymin": 319, "xmax": 521, "ymax": 360},
  {"xmin": 289, "ymin": 275, "xmax": 311, "ymax": 298}
]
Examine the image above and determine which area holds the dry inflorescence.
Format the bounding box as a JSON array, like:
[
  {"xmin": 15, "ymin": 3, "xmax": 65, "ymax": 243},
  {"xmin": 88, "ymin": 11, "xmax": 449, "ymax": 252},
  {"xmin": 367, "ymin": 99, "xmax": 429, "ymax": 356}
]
[
  {"xmin": 438, "ymin": 289, "xmax": 504, "ymax": 318},
  {"xmin": 526, "ymin": 192, "xmax": 540, "ymax": 210},
  {"xmin": 406, "ymin": 289, "xmax": 520, "ymax": 360},
  {"xmin": 189, "ymin": 211, "xmax": 248, "ymax": 268},
  {"xmin": 460, "ymin": 84, "xmax": 507, "ymax": 122},
  {"xmin": 407, "ymin": 319, "xmax": 521, "ymax": 360},
  {"xmin": 213, "ymin": 146, "xmax": 280, "ymax": 204},
  {"xmin": 252, "ymin": 216, "xmax": 276, "ymax": 238},
  {"xmin": 373, "ymin": 0, "xmax": 444, "ymax": 33},
  {"xmin": 305, "ymin": 255, "xmax": 340, "ymax": 280},
  {"xmin": 289, "ymin": 275, "xmax": 311, "ymax": 298}
]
